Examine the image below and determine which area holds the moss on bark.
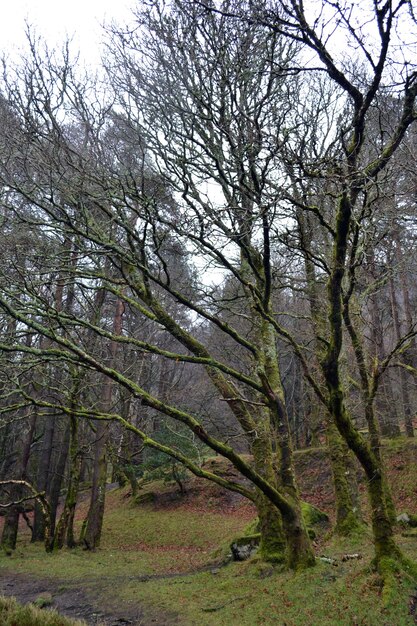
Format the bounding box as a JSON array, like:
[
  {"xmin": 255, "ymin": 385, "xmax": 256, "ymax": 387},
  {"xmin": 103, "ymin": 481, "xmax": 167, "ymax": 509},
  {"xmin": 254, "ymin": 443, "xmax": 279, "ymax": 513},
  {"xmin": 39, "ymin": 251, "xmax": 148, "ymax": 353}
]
[{"xmin": 327, "ymin": 422, "xmax": 363, "ymax": 535}]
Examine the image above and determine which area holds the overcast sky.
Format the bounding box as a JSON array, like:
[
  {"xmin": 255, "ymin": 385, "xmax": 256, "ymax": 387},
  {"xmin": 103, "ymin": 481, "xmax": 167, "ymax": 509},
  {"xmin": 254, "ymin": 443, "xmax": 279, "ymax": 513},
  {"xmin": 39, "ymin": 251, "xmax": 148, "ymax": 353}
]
[{"xmin": 0, "ymin": 0, "xmax": 133, "ymax": 64}]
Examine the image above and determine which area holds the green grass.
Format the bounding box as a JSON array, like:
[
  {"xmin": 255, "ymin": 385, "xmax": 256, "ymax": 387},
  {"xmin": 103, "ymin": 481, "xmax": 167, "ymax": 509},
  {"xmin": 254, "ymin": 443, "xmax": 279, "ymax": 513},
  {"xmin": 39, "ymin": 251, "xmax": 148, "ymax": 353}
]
[
  {"xmin": 0, "ymin": 595, "xmax": 87, "ymax": 626},
  {"xmin": 117, "ymin": 558, "xmax": 416, "ymax": 626},
  {"xmin": 0, "ymin": 486, "xmax": 250, "ymax": 581}
]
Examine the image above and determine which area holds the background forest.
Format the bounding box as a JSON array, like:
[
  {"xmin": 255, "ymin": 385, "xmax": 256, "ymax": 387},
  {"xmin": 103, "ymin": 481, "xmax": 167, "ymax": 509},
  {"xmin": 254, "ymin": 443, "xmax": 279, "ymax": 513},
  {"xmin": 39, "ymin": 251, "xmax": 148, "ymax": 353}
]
[{"xmin": 0, "ymin": 1, "xmax": 417, "ymax": 623}]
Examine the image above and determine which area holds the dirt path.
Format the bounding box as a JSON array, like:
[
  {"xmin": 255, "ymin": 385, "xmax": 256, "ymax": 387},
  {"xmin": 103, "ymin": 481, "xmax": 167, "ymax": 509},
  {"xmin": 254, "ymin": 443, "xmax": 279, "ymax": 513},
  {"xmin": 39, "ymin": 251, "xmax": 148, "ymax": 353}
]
[{"xmin": 0, "ymin": 572, "xmax": 179, "ymax": 625}]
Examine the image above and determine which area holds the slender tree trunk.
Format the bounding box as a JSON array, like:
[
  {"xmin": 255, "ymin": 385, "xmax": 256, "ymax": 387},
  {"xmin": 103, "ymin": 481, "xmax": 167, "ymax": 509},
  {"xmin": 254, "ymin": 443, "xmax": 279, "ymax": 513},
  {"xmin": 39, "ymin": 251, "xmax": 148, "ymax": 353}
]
[
  {"xmin": 81, "ymin": 420, "xmax": 109, "ymax": 550},
  {"xmin": 54, "ymin": 414, "xmax": 82, "ymax": 549},
  {"xmin": 48, "ymin": 422, "xmax": 71, "ymax": 537},
  {"xmin": 394, "ymin": 225, "xmax": 417, "ymax": 384}
]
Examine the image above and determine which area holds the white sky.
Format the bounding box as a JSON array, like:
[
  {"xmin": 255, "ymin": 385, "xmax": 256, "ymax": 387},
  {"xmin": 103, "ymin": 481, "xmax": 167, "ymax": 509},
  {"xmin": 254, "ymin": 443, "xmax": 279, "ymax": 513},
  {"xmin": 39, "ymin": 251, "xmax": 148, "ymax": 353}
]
[{"xmin": 0, "ymin": 0, "xmax": 134, "ymax": 64}]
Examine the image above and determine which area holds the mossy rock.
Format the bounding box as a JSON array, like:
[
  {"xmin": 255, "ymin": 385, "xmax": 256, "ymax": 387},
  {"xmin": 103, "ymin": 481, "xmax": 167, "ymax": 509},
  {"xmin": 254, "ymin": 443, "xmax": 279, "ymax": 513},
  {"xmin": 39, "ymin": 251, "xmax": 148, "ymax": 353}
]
[
  {"xmin": 301, "ymin": 501, "xmax": 330, "ymax": 527},
  {"xmin": 133, "ymin": 491, "xmax": 156, "ymax": 506}
]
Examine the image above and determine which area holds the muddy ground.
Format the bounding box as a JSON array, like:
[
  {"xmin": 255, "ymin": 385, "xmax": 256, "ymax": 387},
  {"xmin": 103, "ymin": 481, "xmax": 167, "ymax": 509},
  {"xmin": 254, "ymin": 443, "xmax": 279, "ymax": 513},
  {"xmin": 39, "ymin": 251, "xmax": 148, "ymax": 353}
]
[{"xmin": 0, "ymin": 571, "xmax": 179, "ymax": 626}]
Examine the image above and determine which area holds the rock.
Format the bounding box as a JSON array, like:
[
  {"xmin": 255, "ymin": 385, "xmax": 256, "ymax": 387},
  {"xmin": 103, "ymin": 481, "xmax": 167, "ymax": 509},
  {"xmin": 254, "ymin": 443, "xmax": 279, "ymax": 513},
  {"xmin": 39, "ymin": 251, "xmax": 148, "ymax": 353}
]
[
  {"xmin": 319, "ymin": 556, "xmax": 338, "ymax": 566},
  {"xmin": 230, "ymin": 534, "xmax": 260, "ymax": 561},
  {"xmin": 33, "ymin": 592, "xmax": 53, "ymax": 608},
  {"xmin": 341, "ymin": 553, "xmax": 362, "ymax": 562},
  {"xmin": 397, "ymin": 512, "xmax": 410, "ymax": 524}
]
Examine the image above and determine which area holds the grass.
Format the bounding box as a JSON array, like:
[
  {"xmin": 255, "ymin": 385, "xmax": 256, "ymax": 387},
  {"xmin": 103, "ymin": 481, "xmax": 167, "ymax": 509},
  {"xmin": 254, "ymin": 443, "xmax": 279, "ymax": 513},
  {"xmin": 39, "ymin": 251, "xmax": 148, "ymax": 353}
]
[
  {"xmin": 118, "ymin": 557, "xmax": 416, "ymax": 626},
  {"xmin": 0, "ymin": 595, "xmax": 87, "ymax": 626},
  {"xmin": 1, "ymin": 486, "xmax": 250, "ymax": 581},
  {"xmin": 0, "ymin": 440, "xmax": 416, "ymax": 625}
]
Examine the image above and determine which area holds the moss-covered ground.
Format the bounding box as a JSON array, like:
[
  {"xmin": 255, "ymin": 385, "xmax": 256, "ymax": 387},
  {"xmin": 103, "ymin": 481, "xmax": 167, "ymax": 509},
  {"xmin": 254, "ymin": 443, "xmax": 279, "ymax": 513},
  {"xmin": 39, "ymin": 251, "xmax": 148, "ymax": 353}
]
[{"xmin": 0, "ymin": 439, "xmax": 416, "ymax": 625}]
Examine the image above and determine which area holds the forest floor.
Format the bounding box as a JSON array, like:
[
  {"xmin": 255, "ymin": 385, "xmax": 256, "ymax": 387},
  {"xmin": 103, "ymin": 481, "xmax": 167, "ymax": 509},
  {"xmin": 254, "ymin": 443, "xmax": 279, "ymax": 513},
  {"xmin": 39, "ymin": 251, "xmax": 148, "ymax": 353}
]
[{"xmin": 0, "ymin": 437, "xmax": 416, "ymax": 626}]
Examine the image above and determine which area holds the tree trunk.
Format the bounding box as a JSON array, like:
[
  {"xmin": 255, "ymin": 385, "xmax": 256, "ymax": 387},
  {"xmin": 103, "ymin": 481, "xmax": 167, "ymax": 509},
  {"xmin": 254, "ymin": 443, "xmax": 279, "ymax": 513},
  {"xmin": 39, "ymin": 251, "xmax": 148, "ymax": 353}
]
[
  {"xmin": 81, "ymin": 420, "xmax": 109, "ymax": 550},
  {"xmin": 326, "ymin": 422, "xmax": 362, "ymax": 535},
  {"xmin": 251, "ymin": 429, "xmax": 286, "ymax": 563},
  {"xmin": 298, "ymin": 208, "xmax": 362, "ymax": 535},
  {"xmin": 48, "ymin": 421, "xmax": 71, "ymax": 537},
  {"xmin": 258, "ymin": 319, "xmax": 315, "ymax": 568},
  {"xmin": 54, "ymin": 415, "xmax": 82, "ymax": 550}
]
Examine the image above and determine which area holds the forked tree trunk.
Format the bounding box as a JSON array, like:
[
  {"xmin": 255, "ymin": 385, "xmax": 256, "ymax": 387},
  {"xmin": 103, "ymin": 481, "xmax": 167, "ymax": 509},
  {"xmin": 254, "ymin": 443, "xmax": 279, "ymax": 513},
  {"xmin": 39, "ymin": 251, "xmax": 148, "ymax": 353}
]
[
  {"xmin": 324, "ymin": 377, "xmax": 400, "ymax": 566},
  {"xmin": 322, "ymin": 192, "xmax": 401, "ymax": 569}
]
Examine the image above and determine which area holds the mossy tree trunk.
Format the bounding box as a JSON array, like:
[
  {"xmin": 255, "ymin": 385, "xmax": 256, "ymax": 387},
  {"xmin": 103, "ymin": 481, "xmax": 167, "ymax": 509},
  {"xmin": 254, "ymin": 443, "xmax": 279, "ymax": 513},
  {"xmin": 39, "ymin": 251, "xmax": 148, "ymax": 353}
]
[
  {"xmin": 251, "ymin": 427, "xmax": 286, "ymax": 562},
  {"xmin": 326, "ymin": 422, "xmax": 362, "ymax": 535},
  {"xmin": 136, "ymin": 265, "xmax": 314, "ymax": 569},
  {"xmin": 257, "ymin": 320, "xmax": 315, "ymax": 568}
]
